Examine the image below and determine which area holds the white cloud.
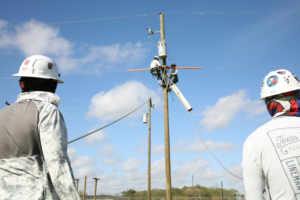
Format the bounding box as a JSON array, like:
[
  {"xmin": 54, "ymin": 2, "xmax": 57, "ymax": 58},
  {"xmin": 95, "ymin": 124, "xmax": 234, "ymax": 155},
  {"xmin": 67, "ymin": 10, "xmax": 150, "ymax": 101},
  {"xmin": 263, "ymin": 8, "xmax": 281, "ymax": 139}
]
[
  {"xmin": 14, "ymin": 21, "xmax": 73, "ymax": 58},
  {"xmin": 150, "ymin": 158, "xmax": 237, "ymax": 192},
  {"xmin": 70, "ymin": 155, "xmax": 245, "ymax": 196},
  {"xmin": 67, "ymin": 147, "xmax": 95, "ymax": 169},
  {"xmin": 153, "ymin": 145, "xmax": 165, "ymax": 155},
  {"xmin": 86, "ymin": 80, "xmax": 161, "ymax": 121},
  {"xmin": 112, "ymin": 166, "xmax": 119, "ymax": 172},
  {"xmin": 200, "ymin": 90, "xmax": 265, "ymax": 132},
  {"xmin": 74, "ymin": 165, "xmax": 95, "ymax": 178},
  {"xmin": 122, "ymin": 158, "xmax": 144, "ymax": 172},
  {"xmin": 138, "ymin": 139, "xmax": 147, "ymax": 146},
  {"xmin": 132, "ymin": 139, "xmax": 147, "ymax": 155},
  {"xmin": 172, "ymin": 138, "xmax": 238, "ymax": 154},
  {"xmin": 85, "ymin": 130, "xmax": 107, "ymax": 145},
  {"xmin": 103, "ymin": 157, "xmax": 123, "ymax": 165},
  {"xmin": 174, "ymin": 160, "xmax": 211, "ymax": 176},
  {"xmin": 81, "ymin": 42, "xmax": 146, "ymax": 66},
  {"xmin": 186, "ymin": 139, "xmax": 239, "ymax": 153},
  {"xmin": 132, "ymin": 148, "xmax": 145, "ymax": 155},
  {"xmin": 100, "ymin": 144, "xmax": 115, "ymax": 157},
  {"xmin": 225, "ymin": 164, "xmax": 244, "ymax": 194},
  {"xmin": 0, "ymin": 19, "xmax": 147, "ymax": 72},
  {"xmin": 151, "ymin": 159, "xmax": 166, "ymax": 175}
]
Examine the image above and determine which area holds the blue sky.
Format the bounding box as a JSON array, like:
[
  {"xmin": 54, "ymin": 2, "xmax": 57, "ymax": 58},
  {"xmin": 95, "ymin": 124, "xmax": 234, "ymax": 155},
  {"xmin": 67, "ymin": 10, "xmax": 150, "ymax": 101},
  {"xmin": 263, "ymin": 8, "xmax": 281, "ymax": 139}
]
[{"xmin": 1, "ymin": 0, "xmax": 300, "ymax": 196}]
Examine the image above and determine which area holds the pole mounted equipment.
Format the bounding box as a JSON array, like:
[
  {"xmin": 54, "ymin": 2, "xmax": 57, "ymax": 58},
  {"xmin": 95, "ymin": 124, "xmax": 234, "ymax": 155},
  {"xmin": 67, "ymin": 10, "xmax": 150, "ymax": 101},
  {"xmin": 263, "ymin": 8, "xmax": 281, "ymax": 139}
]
[
  {"xmin": 128, "ymin": 13, "xmax": 202, "ymax": 200},
  {"xmin": 146, "ymin": 27, "xmax": 160, "ymax": 39}
]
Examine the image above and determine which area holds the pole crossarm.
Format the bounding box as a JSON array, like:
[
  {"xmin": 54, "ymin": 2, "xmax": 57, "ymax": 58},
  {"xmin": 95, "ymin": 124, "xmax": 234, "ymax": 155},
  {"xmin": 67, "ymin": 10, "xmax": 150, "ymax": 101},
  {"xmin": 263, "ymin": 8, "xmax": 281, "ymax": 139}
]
[
  {"xmin": 167, "ymin": 67, "xmax": 202, "ymax": 69},
  {"xmin": 127, "ymin": 67, "xmax": 202, "ymax": 72}
]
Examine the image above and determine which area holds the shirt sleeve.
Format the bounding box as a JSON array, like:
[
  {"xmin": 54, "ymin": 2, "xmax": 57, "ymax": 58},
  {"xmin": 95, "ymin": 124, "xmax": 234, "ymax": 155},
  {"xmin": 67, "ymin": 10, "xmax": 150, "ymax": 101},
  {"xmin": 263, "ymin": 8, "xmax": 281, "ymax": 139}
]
[
  {"xmin": 156, "ymin": 60, "xmax": 161, "ymax": 67},
  {"xmin": 39, "ymin": 104, "xmax": 81, "ymax": 200},
  {"xmin": 242, "ymin": 141, "xmax": 265, "ymax": 200}
]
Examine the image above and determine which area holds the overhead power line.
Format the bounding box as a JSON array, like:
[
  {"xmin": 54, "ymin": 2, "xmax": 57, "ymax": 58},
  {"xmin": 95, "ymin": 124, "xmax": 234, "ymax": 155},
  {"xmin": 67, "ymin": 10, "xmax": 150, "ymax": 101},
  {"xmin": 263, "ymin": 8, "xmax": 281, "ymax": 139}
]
[
  {"xmin": 186, "ymin": 109, "xmax": 243, "ymax": 180},
  {"xmin": 61, "ymin": 70, "xmax": 127, "ymax": 76},
  {"xmin": 0, "ymin": 13, "xmax": 158, "ymax": 28},
  {"xmin": 1, "ymin": 9, "xmax": 300, "ymax": 28},
  {"xmin": 163, "ymin": 9, "xmax": 300, "ymax": 15},
  {"xmin": 67, "ymin": 86, "xmax": 160, "ymax": 144},
  {"xmin": 1, "ymin": 65, "xmax": 299, "ymax": 80}
]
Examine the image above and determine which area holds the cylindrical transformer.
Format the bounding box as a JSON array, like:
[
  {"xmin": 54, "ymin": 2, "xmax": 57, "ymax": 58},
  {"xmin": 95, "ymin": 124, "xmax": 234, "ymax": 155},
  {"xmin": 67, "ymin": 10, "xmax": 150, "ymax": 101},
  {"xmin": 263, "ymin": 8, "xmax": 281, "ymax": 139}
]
[
  {"xmin": 158, "ymin": 41, "xmax": 167, "ymax": 58},
  {"xmin": 143, "ymin": 113, "xmax": 148, "ymax": 123}
]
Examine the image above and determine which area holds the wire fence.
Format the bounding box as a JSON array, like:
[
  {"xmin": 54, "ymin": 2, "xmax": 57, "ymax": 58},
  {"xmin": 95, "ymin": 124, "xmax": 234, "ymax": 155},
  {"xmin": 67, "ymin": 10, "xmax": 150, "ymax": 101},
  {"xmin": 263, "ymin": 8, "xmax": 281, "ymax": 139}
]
[{"xmin": 83, "ymin": 197, "xmax": 247, "ymax": 200}]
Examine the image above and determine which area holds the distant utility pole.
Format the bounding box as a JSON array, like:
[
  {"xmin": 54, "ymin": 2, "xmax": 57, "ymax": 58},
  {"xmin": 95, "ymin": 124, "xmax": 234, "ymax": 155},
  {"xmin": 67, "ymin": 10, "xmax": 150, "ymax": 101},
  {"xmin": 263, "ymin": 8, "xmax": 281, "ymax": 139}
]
[
  {"xmin": 221, "ymin": 181, "xmax": 223, "ymax": 199},
  {"xmin": 75, "ymin": 178, "xmax": 79, "ymax": 191},
  {"xmin": 93, "ymin": 178, "xmax": 100, "ymax": 200},
  {"xmin": 192, "ymin": 175, "xmax": 194, "ymax": 198},
  {"xmin": 148, "ymin": 98, "xmax": 152, "ymax": 200},
  {"xmin": 159, "ymin": 12, "xmax": 172, "ymax": 200},
  {"xmin": 83, "ymin": 176, "xmax": 87, "ymax": 200}
]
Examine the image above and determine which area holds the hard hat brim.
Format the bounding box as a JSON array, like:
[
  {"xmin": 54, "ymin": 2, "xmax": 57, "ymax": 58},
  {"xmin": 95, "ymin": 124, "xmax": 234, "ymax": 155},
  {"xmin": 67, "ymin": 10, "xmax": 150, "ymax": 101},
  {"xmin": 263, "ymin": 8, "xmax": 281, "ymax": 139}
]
[
  {"xmin": 260, "ymin": 86, "xmax": 300, "ymax": 100},
  {"xmin": 12, "ymin": 73, "xmax": 64, "ymax": 83}
]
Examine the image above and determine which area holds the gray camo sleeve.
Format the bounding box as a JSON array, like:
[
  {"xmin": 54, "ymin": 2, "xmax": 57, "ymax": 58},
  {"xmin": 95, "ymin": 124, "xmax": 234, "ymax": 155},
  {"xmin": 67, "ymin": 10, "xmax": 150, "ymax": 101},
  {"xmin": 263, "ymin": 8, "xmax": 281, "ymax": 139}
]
[{"xmin": 39, "ymin": 103, "xmax": 81, "ymax": 200}]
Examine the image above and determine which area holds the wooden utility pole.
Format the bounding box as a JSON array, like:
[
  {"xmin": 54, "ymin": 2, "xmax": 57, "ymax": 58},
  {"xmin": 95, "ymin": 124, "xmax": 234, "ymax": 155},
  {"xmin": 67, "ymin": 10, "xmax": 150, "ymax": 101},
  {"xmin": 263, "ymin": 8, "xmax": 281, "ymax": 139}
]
[
  {"xmin": 75, "ymin": 178, "xmax": 79, "ymax": 191},
  {"xmin": 148, "ymin": 98, "xmax": 152, "ymax": 200},
  {"xmin": 221, "ymin": 181, "xmax": 223, "ymax": 199},
  {"xmin": 159, "ymin": 12, "xmax": 172, "ymax": 200},
  {"xmin": 192, "ymin": 175, "xmax": 194, "ymax": 199},
  {"xmin": 93, "ymin": 178, "xmax": 100, "ymax": 200},
  {"xmin": 83, "ymin": 176, "xmax": 87, "ymax": 200}
]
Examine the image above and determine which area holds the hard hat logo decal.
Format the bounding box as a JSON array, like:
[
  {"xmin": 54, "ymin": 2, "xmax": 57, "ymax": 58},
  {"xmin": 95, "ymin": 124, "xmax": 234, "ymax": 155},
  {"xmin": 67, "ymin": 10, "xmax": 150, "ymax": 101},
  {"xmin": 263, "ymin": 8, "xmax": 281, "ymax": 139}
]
[
  {"xmin": 267, "ymin": 75, "xmax": 278, "ymax": 87},
  {"xmin": 21, "ymin": 67, "xmax": 28, "ymax": 71},
  {"xmin": 277, "ymin": 71, "xmax": 286, "ymax": 75},
  {"xmin": 24, "ymin": 60, "xmax": 30, "ymax": 65},
  {"xmin": 47, "ymin": 63, "xmax": 53, "ymax": 70}
]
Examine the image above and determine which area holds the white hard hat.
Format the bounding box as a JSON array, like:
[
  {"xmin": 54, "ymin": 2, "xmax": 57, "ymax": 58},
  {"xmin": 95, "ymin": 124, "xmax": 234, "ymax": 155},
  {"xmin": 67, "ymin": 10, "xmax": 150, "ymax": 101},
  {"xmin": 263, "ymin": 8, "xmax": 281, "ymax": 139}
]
[
  {"xmin": 154, "ymin": 56, "xmax": 159, "ymax": 59},
  {"xmin": 12, "ymin": 55, "xmax": 64, "ymax": 83},
  {"xmin": 260, "ymin": 69, "xmax": 300, "ymax": 100}
]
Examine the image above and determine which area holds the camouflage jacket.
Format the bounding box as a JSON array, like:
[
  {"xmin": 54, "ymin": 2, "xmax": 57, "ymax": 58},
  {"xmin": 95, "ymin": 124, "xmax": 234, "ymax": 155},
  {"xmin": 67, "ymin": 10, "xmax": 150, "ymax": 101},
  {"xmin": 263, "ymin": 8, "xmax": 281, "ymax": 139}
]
[{"xmin": 0, "ymin": 92, "xmax": 81, "ymax": 200}]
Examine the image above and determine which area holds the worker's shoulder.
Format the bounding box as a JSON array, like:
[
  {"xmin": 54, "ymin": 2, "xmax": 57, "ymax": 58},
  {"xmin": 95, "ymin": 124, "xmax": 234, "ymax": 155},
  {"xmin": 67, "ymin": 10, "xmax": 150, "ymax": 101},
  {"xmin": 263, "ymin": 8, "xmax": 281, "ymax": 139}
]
[
  {"xmin": 16, "ymin": 92, "xmax": 61, "ymax": 112},
  {"xmin": 244, "ymin": 117, "xmax": 300, "ymax": 147},
  {"xmin": 31, "ymin": 100, "xmax": 60, "ymax": 117},
  {"xmin": 0, "ymin": 100, "xmax": 38, "ymax": 115}
]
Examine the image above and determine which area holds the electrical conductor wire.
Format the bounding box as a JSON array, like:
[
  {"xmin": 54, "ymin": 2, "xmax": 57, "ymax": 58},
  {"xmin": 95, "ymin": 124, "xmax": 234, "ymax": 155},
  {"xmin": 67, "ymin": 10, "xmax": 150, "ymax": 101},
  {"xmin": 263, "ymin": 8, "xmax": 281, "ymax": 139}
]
[
  {"xmin": 2, "ymin": 9, "xmax": 300, "ymax": 28},
  {"xmin": 185, "ymin": 108, "xmax": 243, "ymax": 180},
  {"xmin": 0, "ymin": 13, "xmax": 158, "ymax": 28},
  {"xmin": 67, "ymin": 86, "xmax": 160, "ymax": 144},
  {"xmin": 1, "ymin": 65, "xmax": 300, "ymax": 80}
]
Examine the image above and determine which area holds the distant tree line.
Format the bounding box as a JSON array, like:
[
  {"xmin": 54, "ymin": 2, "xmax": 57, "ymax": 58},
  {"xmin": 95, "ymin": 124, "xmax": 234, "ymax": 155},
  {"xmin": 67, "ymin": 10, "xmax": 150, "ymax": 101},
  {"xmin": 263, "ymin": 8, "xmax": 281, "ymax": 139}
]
[{"xmin": 121, "ymin": 185, "xmax": 244, "ymax": 198}]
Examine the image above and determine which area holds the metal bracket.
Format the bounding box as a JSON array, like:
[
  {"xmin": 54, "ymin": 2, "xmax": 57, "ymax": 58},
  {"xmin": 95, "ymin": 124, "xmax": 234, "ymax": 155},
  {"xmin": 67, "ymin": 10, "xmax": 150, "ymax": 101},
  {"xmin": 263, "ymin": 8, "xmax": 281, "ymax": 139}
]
[{"xmin": 146, "ymin": 28, "xmax": 160, "ymax": 39}]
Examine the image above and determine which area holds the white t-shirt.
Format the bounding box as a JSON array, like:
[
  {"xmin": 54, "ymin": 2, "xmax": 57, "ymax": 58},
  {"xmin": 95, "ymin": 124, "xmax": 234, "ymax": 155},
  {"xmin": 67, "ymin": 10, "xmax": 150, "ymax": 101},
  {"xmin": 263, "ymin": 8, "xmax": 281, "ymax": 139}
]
[
  {"xmin": 150, "ymin": 59, "xmax": 160, "ymax": 69},
  {"xmin": 243, "ymin": 116, "xmax": 300, "ymax": 200}
]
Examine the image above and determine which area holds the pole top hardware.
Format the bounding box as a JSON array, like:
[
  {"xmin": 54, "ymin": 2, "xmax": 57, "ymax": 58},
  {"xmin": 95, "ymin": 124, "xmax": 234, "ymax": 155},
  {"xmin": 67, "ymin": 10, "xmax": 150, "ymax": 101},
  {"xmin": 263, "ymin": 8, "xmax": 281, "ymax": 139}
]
[{"xmin": 146, "ymin": 27, "xmax": 160, "ymax": 39}]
